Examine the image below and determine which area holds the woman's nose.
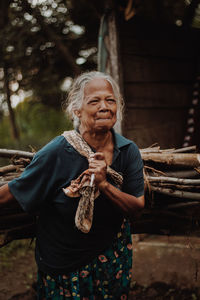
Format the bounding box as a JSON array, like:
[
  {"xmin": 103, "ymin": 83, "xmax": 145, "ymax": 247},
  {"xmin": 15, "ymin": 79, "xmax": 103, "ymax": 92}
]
[{"xmin": 99, "ymin": 100, "xmax": 108, "ymax": 110}]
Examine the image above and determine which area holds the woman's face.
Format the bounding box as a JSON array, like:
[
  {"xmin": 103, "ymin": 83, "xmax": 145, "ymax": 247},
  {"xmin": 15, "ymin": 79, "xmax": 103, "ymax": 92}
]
[{"xmin": 77, "ymin": 78, "xmax": 117, "ymax": 133}]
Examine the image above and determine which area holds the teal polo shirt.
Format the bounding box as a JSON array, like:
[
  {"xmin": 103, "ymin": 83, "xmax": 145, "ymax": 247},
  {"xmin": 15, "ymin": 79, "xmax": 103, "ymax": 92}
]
[{"xmin": 8, "ymin": 130, "xmax": 144, "ymax": 275}]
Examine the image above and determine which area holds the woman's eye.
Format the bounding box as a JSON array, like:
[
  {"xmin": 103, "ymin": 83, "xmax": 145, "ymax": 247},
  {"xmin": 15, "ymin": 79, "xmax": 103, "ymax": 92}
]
[
  {"xmin": 107, "ymin": 99, "xmax": 116, "ymax": 103},
  {"xmin": 89, "ymin": 99, "xmax": 99, "ymax": 104}
]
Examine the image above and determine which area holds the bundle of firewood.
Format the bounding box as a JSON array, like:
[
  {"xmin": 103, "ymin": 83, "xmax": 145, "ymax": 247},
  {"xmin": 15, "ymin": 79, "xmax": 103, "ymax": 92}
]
[
  {"xmin": 0, "ymin": 145, "xmax": 200, "ymax": 246},
  {"xmin": 141, "ymin": 145, "xmax": 200, "ymax": 202},
  {"xmin": 136, "ymin": 145, "xmax": 200, "ymax": 236},
  {"xmin": 0, "ymin": 149, "xmax": 35, "ymax": 247}
]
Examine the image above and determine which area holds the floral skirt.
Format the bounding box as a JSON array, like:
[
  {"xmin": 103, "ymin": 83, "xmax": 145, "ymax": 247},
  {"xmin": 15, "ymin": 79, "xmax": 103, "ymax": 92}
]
[{"xmin": 37, "ymin": 220, "xmax": 133, "ymax": 300}]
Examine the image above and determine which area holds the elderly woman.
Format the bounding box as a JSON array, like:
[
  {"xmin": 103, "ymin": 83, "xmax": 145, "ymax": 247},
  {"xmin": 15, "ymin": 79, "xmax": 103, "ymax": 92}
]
[{"xmin": 0, "ymin": 71, "xmax": 144, "ymax": 299}]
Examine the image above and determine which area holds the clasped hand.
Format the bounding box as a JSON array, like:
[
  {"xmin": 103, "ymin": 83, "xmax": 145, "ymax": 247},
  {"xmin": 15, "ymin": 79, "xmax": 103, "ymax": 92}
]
[{"xmin": 88, "ymin": 153, "xmax": 107, "ymax": 189}]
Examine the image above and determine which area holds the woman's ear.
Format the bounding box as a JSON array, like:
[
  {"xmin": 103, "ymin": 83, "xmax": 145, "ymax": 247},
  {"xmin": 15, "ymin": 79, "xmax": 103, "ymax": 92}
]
[{"xmin": 74, "ymin": 110, "xmax": 81, "ymax": 118}]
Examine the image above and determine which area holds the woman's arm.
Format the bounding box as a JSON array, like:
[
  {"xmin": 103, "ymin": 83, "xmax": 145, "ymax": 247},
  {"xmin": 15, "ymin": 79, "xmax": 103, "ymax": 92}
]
[
  {"xmin": 99, "ymin": 181, "xmax": 144, "ymax": 215},
  {"xmin": 0, "ymin": 184, "xmax": 16, "ymax": 207},
  {"xmin": 88, "ymin": 152, "xmax": 145, "ymax": 216}
]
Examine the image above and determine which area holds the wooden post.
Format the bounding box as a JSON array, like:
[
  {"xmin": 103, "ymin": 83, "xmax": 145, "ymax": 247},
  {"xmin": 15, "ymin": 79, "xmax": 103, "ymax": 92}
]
[{"xmin": 106, "ymin": 10, "xmax": 124, "ymax": 134}]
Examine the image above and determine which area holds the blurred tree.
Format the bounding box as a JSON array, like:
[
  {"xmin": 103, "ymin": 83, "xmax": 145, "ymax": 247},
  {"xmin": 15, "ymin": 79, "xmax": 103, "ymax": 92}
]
[
  {"xmin": 0, "ymin": 98, "xmax": 72, "ymax": 150},
  {"xmin": 0, "ymin": 0, "xmax": 100, "ymax": 143},
  {"xmin": 0, "ymin": 0, "xmax": 99, "ymax": 112},
  {"xmin": 0, "ymin": 0, "xmax": 20, "ymax": 140}
]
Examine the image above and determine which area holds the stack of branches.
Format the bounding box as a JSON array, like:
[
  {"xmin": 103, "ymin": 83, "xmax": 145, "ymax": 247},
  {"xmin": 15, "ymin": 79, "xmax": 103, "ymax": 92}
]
[
  {"xmin": 0, "ymin": 145, "xmax": 200, "ymax": 247},
  {"xmin": 0, "ymin": 149, "xmax": 36, "ymax": 247},
  {"xmin": 133, "ymin": 145, "xmax": 200, "ymax": 236}
]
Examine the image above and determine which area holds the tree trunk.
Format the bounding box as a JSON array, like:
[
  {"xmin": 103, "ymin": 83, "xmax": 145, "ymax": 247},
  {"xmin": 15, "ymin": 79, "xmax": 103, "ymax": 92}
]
[{"xmin": 4, "ymin": 64, "xmax": 20, "ymax": 141}]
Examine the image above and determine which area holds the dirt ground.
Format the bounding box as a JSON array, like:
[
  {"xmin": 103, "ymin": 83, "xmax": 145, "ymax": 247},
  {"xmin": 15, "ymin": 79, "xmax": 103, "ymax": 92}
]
[
  {"xmin": 0, "ymin": 239, "xmax": 200, "ymax": 300},
  {"xmin": 0, "ymin": 239, "xmax": 37, "ymax": 300}
]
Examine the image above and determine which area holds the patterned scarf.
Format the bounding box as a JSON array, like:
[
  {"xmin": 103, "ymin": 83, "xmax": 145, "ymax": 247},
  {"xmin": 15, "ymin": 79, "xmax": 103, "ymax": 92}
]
[{"xmin": 62, "ymin": 130, "xmax": 123, "ymax": 233}]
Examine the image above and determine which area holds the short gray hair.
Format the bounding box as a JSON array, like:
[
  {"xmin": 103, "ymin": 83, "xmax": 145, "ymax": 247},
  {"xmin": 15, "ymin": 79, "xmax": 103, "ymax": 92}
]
[{"xmin": 65, "ymin": 71, "xmax": 124, "ymax": 129}]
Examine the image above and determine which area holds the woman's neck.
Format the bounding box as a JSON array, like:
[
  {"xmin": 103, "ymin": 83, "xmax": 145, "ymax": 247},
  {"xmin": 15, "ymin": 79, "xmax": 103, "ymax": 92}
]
[{"xmin": 79, "ymin": 127, "xmax": 113, "ymax": 151}]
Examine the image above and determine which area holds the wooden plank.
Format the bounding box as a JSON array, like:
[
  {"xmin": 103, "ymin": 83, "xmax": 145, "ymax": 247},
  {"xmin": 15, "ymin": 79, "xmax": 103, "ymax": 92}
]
[
  {"xmin": 106, "ymin": 12, "xmax": 122, "ymax": 88},
  {"xmin": 124, "ymin": 83, "xmax": 193, "ymax": 108},
  {"xmin": 122, "ymin": 55, "xmax": 195, "ymax": 82},
  {"xmin": 118, "ymin": 15, "xmax": 200, "ymax": 43},
  {"xmin": 122, "ymin": 108, "xmax": 187, "ymax": 148},
  {"xmin": 120, "ymin": 37, "xmax": 196, "ymax": 59},
  {"xmin": 123, "ymin": 107, "xmax": 188, "ymax": 130}
]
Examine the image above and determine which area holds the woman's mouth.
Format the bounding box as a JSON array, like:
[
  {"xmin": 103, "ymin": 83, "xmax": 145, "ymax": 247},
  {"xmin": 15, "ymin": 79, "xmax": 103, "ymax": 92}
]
[{"xmin": 95, "ymin": 118, "xmax": 112, "ymax": 122}]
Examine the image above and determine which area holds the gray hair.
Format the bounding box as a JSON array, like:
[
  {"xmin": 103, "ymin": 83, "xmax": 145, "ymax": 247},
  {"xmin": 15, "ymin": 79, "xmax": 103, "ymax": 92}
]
[{"xmin": 65, "ymin": 71, "xmax": 124, "ymax": 129}]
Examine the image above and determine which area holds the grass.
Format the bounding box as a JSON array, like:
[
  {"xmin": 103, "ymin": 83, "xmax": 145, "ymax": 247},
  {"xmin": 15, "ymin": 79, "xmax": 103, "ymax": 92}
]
[{"xmin": 0, "ymin": 238, "xmax": 35, "ymax": 270}]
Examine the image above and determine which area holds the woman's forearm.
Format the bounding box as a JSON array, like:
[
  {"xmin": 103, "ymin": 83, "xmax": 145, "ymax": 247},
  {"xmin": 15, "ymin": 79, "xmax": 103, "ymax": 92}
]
[
  {"xmin": 0, "ymin": 184, "xmax": 16, "ymax": 207},
  {"xmin": 98, "ymin": 181, "xmax": 145, "ymax": 216}
]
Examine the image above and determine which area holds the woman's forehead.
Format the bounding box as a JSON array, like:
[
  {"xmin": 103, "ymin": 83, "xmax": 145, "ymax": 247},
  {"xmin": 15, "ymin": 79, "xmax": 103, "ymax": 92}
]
[{"xmin": 84, "ymin": 78, "xmax": 114, "ymax": 96}]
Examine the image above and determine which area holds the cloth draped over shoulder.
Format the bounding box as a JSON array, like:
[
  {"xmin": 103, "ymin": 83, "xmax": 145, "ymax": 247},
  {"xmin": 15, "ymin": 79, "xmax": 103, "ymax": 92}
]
[{"xmin": 62, "ymin": 130, "xmax": 123, "ymax": 234}]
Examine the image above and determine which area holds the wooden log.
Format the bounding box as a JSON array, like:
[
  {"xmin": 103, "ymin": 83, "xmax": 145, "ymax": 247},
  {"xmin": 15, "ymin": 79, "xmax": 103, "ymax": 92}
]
[
  {"xmin": 141, "ymin": 148, "xmax": 177, "ymax": 153},
  {"xmin": 161, "ymin": 169, "xmax": 200, "ymax": 178},
  {"xmin": 141, "ymin": 146, "xmax": 196, "ymax": 153},
  {"xmin": 166, "ymin": 201, "xmax": 200, "ymax": 209},
  {"xmin": 172, "ymin": 146, "xmax": 197, "ymax": 153},
  {"xmin": 141, "ymin": 153, "xmax": 200, "ymax": 167},
  {"xmin": 0, "ymin": 149, "xmax": 34, "ymax": 159},
  {"xmin": 150, "ymin": 182, "xmax": 200, "ymax": 191},
  {"xmin": 12, "ymin": 157, "xmax": 31, "ymax": 166},
  {"xmin": 0, "ymin": 181, "xmax": 9, "ymax": 187},
  {"xmin": 151, "ymin": 186, "xmax": 200, "ymax": 200},
  {"xmin": 148, "ymin": 176, "xmax": 200, "ymax": 185},
  {"xmin": 0, "ymin": 164, "xmax": 24, "ymax": 175},
  {"xmin": 0, "ymin": 173, "xmax": 21, "ymax": 181},
  {"xmin": 140, "ymin": 146, "xmax": 161, "ymax": 152}
]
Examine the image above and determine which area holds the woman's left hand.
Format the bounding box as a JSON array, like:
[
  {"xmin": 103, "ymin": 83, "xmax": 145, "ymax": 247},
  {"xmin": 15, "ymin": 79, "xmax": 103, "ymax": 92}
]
[
  {"xmin": 89, "ymin": 153, "xmax": 145, "ymax": 215},
  {"xmin": 88, "ymin": 152, "xmax": 107, "ymax": 188}
]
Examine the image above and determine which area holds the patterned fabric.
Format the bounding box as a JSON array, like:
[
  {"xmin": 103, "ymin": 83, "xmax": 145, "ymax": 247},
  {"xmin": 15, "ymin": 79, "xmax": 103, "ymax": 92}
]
[
  {"xmin": 62, "ymin": 130, "xmax": 123, "ymax": 234},
  {"xmin": 37, "ymin": 219, "xmax": 132, "ymax": 300},
  {"xmin": 62, "ymin": 131, "xmax": 123, "ymax": 187}
]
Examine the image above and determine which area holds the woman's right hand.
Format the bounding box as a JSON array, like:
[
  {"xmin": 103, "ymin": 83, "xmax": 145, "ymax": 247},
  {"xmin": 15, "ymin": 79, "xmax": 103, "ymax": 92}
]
[
  {"xmin": 0, "ymin": 184, "xmax": 16, "ymax": 207},
  {"xmin": 88, "ymin": 152, "xmax": 108, "ymax": 189}
]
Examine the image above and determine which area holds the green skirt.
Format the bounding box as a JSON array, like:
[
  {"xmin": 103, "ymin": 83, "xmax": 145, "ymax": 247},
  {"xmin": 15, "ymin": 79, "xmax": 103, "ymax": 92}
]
[{"xmin": 37, "ymin": 219, "xmax": 132, "ymax": 300}]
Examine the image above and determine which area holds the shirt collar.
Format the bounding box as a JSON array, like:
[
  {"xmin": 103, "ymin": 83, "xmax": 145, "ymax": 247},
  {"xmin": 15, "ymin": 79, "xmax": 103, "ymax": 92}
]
[
  {"xmin": 111, "ymin": 129, "xmax": 132, "ymax": 165},
  {"xmin": 111, "ymin": 128, "xmax": 132, "ymax": 149},
  {"xmin": 76, "ymin": 128, "xmax": 132, "ymax": 149}
]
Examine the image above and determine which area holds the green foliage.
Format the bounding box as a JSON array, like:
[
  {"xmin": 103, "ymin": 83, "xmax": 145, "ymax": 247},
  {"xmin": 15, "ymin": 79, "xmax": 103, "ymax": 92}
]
[
  {"xmin": 0, "ymin": 0, "xmax": 98, "ymax": 110},
  {"xmin": 0, "ymin": 238, "xmax": 35, "ymax": 270},
  {"xmin": 0, "ymin": 99, "xmax": 73, "ymax": 151}
]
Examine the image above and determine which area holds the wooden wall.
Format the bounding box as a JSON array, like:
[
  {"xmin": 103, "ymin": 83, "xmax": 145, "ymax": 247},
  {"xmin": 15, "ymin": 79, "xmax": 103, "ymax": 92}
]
[{"xmin": 118, "ymin": 16, "xmax": 199, "ymax": 148}]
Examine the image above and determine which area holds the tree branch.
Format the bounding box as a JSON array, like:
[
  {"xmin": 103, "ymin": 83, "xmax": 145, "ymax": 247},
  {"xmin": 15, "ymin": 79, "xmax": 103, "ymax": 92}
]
[
  {"xmin": 0, "ymin": 149, "xmax": 34, "ymax": 159},
  {"xmin": 21, "ymin": 0, "xmax": 81, "ymax": 75}
]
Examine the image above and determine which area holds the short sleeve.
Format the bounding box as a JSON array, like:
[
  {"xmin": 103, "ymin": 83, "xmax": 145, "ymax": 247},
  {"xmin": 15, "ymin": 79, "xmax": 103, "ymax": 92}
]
[
  {"xmin": 122, "ymin": 143, "xmax": 144, "ymax": 197},
  {"xmin": 8, "ymin": 138, "xmax": 61, "ymax": 213}
]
